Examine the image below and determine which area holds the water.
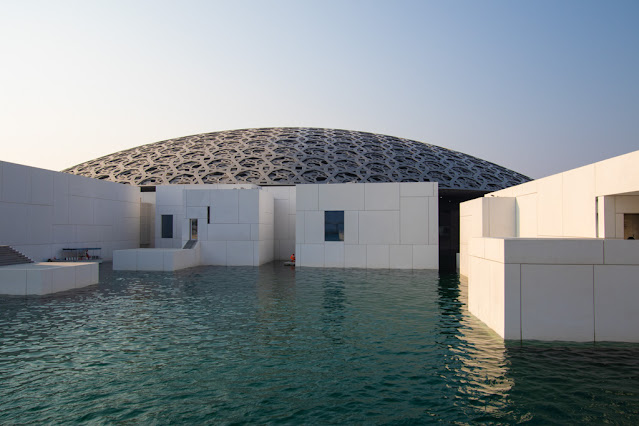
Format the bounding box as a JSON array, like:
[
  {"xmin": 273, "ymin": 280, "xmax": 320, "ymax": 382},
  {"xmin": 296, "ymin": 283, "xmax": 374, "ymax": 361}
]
[{"xmin": 1, "ymin": 264, "xmax": 639, "ymax": 424}]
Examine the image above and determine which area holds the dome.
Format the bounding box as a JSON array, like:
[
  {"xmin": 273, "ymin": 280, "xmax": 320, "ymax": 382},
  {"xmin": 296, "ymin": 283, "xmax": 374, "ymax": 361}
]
[{"xmin": 62, "ymin": 128, "xmax": 530, "ymax": 191}]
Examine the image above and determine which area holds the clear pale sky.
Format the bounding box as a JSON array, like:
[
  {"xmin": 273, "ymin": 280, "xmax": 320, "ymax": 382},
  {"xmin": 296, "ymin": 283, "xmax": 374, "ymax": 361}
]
[{"xmin": 1, "ymin": 0, "xmax": 637, "ymax": 179}]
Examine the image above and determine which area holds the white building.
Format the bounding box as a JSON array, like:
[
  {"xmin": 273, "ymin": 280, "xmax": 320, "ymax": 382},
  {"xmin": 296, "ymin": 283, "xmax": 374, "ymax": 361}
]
[
  {"xmin": 295, "ymin": 182, "xmax": 438, "ymax": 269},
  {"xmin": 0, "ymin": 160, "xmax": 140, "ymax": 295},
  {"xmin": 460, "ymin": 150, "xmax": 639, "ymax": 342},
  {"xmin": 0, "ymin": 159, "xmax": 440, "ymax": 281},
  {"xmin": 114, "ymin": 181, "xmax": 439, "ymax": 271},
  {"xmin": 3, "ymin": 141, "xmax": 639, "ymax": 343},
  {"xmin": 0, "ymin": 160, "xmax": 140, "ymax": 263}
]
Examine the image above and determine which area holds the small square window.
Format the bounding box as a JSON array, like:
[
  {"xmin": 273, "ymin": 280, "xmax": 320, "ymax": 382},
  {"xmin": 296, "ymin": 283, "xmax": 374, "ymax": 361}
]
[{"xmin": 325, "ymin": 211, "xmax": 344, "ymax": 241}]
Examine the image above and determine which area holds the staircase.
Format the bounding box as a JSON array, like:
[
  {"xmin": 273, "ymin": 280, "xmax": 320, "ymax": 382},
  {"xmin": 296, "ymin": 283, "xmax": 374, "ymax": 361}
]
[
  {"xmin": 0, "ymin": 246, "xmax": 34, "ymax": 266},
  {"xmin": 183, "ymin": 240, "xmax": 197, "ymax": 249}
]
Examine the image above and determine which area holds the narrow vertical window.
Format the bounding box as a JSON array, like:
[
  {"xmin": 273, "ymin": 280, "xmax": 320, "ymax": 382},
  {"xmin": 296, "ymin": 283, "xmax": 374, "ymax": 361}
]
[
  {"xmin": 161, "ymin": 215, "xmax": 173, "ymax": 238},
  {"xmin": 207, "ymin": 206, "xmax": 211, "ymax": 224},
  {"xmin": 325, "ymin": 211, "xmax": 344, "ymax": 241}
]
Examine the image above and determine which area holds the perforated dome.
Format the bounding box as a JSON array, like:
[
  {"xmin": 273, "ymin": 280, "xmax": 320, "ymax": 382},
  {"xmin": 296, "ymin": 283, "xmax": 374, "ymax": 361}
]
[{"xmin": 63, "ymin": 128, "xmax": 530, "ymax": 190}]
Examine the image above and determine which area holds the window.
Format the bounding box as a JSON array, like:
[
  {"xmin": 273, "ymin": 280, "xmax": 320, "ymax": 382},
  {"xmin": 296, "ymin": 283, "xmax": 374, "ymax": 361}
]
[
  {"xmin": 325, "ymin": 211, "xmax": 344, "ymax": 241},
  {"xmin": 161, "ymin": 215, "xmax": 173, "ymax": 238},
  {"xmin": 207, "ymin": 206, "xmax": 211, "ymax": 224}
]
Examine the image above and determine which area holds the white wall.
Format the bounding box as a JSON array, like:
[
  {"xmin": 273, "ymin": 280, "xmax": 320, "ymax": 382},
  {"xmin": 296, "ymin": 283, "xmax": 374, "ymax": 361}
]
[
  {"xmin": 468, "ymin": 237, "xmax": 639, "ymax": 342},
  {"xmin": 461, "ymin": 150, "xmax": 639, "ymax": 342},
  {"xmin": 0, "ymin": 161, "xmax": 140, "ymax": 261},
  {"xmin": 459, "ymin": 197, "xmax": 516, "ymax": 276},
  {"xmin": 0, "ymin": 262, "xmax": 99, "ymax": 295},
  {"xmin": 154, "ymin": 183, "xmax": 257, "ymax": 249},
  {"xmin": 155, "ymin": 185, "xmax": 274, "ymax": 266},
  {"xmin": 460, "ymin": 150, "xmax": 639, "ymax": 277},
  {"xmin": 113, "ymin": 246, "xmax": 200, "ymax": 271},
  {"xmin": 295, "ymin": 182, "xmax": 438, "ymax": 269},
  {"xmin": 487, "ymin": 150, "xmax": 639, "ymax": 239}
]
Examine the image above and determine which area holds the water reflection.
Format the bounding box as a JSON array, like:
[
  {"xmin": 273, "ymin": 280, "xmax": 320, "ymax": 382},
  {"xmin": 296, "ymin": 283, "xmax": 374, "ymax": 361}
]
[
  {"xmin": 451, "ymin": 273, "xmax": 639, "ymax": 423},
  {"xmin": 1, "ymin": 264, "xmax": 639, "ymax": 424},
  {"xmin": 503, "ymin": 341, "xmax": 639, "ymax": 423},
  {"xmin": 319, "ymin": 271, "xmax": 346, "ymax": 345},
  {"xmin": 437, "ymin": 273, "xmax": 515, "ymax": 421}
]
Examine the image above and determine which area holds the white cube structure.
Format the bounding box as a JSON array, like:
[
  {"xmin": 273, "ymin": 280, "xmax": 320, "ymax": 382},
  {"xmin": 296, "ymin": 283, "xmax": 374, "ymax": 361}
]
[
  {"xmin": 295, "ymin": 182, "xmax": 438, "ymax": 269},
  {"xmin": 154, "ymin": 185, "xmax": 274, "ymax": 266},
  {"xmin": 461, "ymin": 150, "xmax": 639, "ymax": 342}
]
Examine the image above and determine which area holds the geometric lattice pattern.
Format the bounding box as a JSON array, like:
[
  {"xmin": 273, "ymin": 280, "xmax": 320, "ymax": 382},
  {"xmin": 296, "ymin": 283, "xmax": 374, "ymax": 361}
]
[{"xmin": 63, "ymin": 128, "xmax": 530, "ymax": 191}]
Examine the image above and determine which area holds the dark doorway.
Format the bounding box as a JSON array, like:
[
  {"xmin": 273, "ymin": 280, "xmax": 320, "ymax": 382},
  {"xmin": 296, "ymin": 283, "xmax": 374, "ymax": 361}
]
[{"xmin": 438, "ymin": 189, "xmax": 485, "ymax": 272}]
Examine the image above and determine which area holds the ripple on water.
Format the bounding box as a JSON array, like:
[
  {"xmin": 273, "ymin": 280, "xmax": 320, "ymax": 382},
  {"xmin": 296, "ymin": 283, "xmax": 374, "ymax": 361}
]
[{"xmin": 1, "ymin": 264, "xmax": 639, "ymax": 424}]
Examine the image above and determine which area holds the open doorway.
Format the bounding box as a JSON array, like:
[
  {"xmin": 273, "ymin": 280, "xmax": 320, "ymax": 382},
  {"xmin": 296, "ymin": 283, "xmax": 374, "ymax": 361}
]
[
  {"xmin": 438, "ymin": 189, "xmax": 487, "ymax": 272},
  {"xmin": 189, "ymin": 219, "xmax": 198, "ymax": 240},
  {"xmin": 624, "ymin": 214, "xmax": 639, "ymax": 239}
]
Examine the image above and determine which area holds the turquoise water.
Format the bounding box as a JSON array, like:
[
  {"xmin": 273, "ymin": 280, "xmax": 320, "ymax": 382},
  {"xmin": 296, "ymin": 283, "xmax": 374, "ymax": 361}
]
[{"xmin": 1, "ymin": 264, "xmax": 639, "ymax": 424}]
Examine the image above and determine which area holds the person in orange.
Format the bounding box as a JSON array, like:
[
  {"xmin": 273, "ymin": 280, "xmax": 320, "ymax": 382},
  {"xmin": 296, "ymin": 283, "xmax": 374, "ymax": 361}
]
[{"xmin": 290, "ymin": 253, "xmax": 295, "ymax": 262}]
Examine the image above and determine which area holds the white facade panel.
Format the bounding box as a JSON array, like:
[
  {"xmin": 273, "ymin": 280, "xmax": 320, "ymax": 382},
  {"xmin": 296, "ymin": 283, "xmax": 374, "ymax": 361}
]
[
  {"xmin": 186, "ymin": 189, "xmax": 210, "ymax": 207},
  {"xmin": 503, "ymin": 238, "xmax": 603, "ymax": 265},
  {"xmin": 318, "ymin": 184, "xmax": 365, "ymax": 211},
  {"xmin": 210, "ymin": 190, "xmax": 239, "ymax": 223},
  {"xmin": 303, "ymin": 211, "xmax": 324, "ymax": 244},
  {"xmin": 521, "ymin": 264, "xmax": 594, "ymax": 341},
  {"xmin": 300, "ymin": 244, "xmax": 324, "ymax": 267},
  {"xmin": 296, "ymin": 182, "xmax": 437, "ymax": 269},
  {"xmin": 26, "ymin": 205, "xmax": 53, "ymax": 245},
  {"xmin": 562, "ymin": 165, "xmax": 596, "ymax": 238},
  {"xmin": 537, "ymin": 174, "xmax": 563, "ymax": 237},
  {"xmin": 365, "ymin": 182, "xmax": 399, "ymax": 210},
  {"xmin": 412, "ymin": 245, "xmax": 438, "ymax": 269},
  {"xmin": 0, "ymin": 269, "xmax": 28, "ymax": 295},
  {"xmin": 295, "ymin": 212, "xmax": 305, "ymax": 244},
  {"xmin": 400, "ymin": 182, "xmax": 435, "ymax": 197},
  {"xmin": 156, "ymin": 186, "xmax": 184, "ymax": 206},
  {"xmin": 296, "ymin": 184, "xmax": 318, "ymax": 211},
  {"xmin": 30, "ymin": 168, "xmax": 55, "ymax": 206},
  {"xmin": 226, "ymin": 241, "xmax": 254, "ymax": 265},
  {"xmin": 594, "ymin": 265, "xmax": 639, "ymax": 342},
  {"xmin": 603, "ymin": 239, "xmax": 639, "ymax": 264},
  {"xmin": 344, "ymin": 211, "xmax": 359, "ymax": 244},
  {"xmin": 0, "ymin": 161, "xmax": 140, "ymax": 262},
  {"xmin": 358, "ymin": 211, "xmax": 400, "ymax": 245},
  {"xmin": 207, "ymin": 224, "xmax": 251, "ymax": 241},
  {"xmin": 200, "ymin": 241, "xmax": 227, "ymax": 265},
  {"xmin": 239, "ymin": 190, "xmax": 259, "ymax": 223},
  {"xmin": 400, "ymin": 197, "xmax": 428, "ymax": 244},
  {"xmin": 366, "ymin": 245, "xmax": 390, "ymax": 269},
  {"xmin": 389, "ymin": 245, "xmax": 412, "ymax": 269},
  {"xmin": 344, "ymin": 244, "xmax": 366, "ymax": 268},
  {"xmin": 2, "ymin": 162, "xmax": 31, "ymax": 204},
  {"xmin": 324, "ymin": 242, "xmax": 345, "ymax": 268}
]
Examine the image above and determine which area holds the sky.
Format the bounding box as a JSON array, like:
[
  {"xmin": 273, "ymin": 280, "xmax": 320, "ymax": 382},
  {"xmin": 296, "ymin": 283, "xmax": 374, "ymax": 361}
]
[{"xmin": 1, "ymin": 0, "xmax": 637, "ymax": 179}]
